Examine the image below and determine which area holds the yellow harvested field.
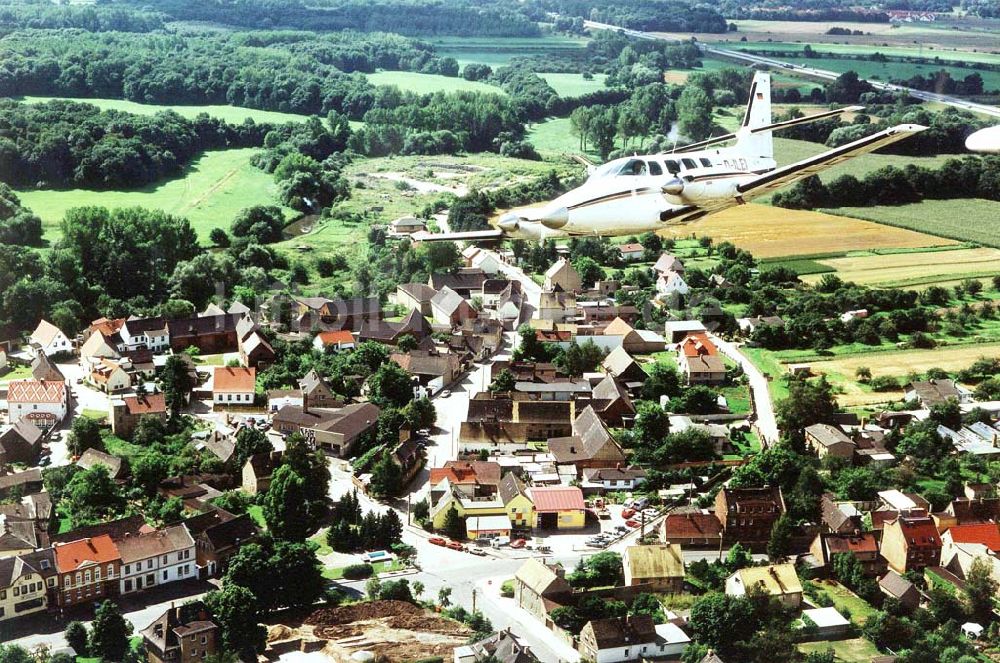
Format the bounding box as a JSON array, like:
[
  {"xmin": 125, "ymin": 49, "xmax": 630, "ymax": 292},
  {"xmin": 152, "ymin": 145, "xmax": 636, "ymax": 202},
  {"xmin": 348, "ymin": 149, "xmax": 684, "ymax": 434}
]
[
  {"xmin": 815, "ymin": 344, "xmax": 1000, "ymax": 380},
  {"xmin": 657, "ymin": 205, "xmax": 955, "ymax": 258},
  {"xmin": 802, "ymin": 247, "xmax": 1000, "ymax": 288}
]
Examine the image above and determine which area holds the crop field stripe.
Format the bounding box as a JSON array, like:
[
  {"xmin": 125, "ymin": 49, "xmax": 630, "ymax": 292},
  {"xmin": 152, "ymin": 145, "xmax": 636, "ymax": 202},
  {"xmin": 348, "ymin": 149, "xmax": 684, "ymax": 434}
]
[{"xmin": 822, "ymin": 199, "xmax": 1000, "ymax": 249}]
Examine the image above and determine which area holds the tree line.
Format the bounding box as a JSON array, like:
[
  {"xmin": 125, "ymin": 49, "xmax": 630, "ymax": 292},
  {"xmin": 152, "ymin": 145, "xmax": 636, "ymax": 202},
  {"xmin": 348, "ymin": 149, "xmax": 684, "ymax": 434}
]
[
  {"xmin": 0, "ymin": 3, "xmax": 166, "ymax": 32},
  {"xmin": 534, "ymin": 0, "xmax": 729, "ymax": 32},
  {"xmin": 773, "ymin": 156, "xmax": 1000, "ymax": 211},
  {"xmin": 0, "ymin": 100, "xmax": 273, "ymax": 189},
  {"xmin": 0, "ymin": 184, "xmax": 42, "ymax": 246},
  {"xmin": 116, "ymin": 0, "xmax": 543, "ymax": 37}
]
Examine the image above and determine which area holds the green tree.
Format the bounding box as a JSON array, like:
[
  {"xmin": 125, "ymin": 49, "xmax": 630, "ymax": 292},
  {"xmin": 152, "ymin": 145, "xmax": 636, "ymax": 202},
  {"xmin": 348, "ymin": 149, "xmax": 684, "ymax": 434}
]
[
  {"xmin": 233, "ymin": 427, "xmax": 273, "ymax": 473},
  {"xmin": 64, "ymin": 622, "xmax": 89, "ymax": 657},
  {"xmin": 204, "ymin": 585, "xmax": 266, "ymax": 660},
  {"xmin": 88, "ymin": 601, "xmax": 132, "ymax": 662},
  {"xmin": 230, "ymin": 205, "xmax": 286, "ymax": 244},
  {"xmin": 677, "ymin": 86, "xmax": 714, "ymax": 141},
  {"xmin": 572, "ymin": 256, "xmax": 603, "ymax": 288},
  {"xmin": 160, "ymin": 354, "xmax": 195, "ymax": 417},
  {"xmin": 442, "ymin": 505, "xmax": 466, "ymax": 540},
  {"xmin": 489, "ymin": 368, "xmax": 517, "ymax": 393},
  {"xmin": 776, "ymin": 376, "xmax": 838, "ymax": 432},
  {"xmin": 964, "ymin": 556, "xmax": 998, "ymax": 624},
  {"xmin": 641, "ymin": 362, "xmax": 682, "ymax": 401},
  {"xmin": 209, "ymin": 227, "xmax": 230, "ymax": 248},
  {"xmin": 687, "ymin": 592, "xmax": 756, "ymax": 657},
  {"xmin": 555, "ymin": 340, "xmax": 604, "ymax": 377},
  {"xmin": 767, "ymin": 514, "xmax": 793, "ymax": 561},
  {"xmin": 438, "ymin": 586, "xmax": 452, "ymax": 607},
  {"xmin": 369, "ymin": 453, "xmax": 403, "ymax": 499},
  {"xmin": 402, "ymin": 397, "xmax": 436, "ymax": 430},
  {"xmin": 263, "ymin": 465, "xmax": 314, "ymax": 541},
  {"xmin": 369, "ymin": 361, "xmax": 414, "ymax": 408},
  {"xmin": 63, "ymin": 465, "xmax": 125, "ymax": 528},
  {"xmin": 67, "ymin": 416, "xmax": 103, "ymax": 457}
]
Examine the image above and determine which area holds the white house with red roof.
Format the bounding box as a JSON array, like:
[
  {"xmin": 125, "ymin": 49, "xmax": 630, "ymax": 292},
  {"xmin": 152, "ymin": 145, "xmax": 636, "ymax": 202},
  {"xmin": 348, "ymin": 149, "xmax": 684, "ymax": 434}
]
[
  {"xmin": 212, "ymin": 367, "xmax": 256, "ymax": 405},
  {"xmin": 312, "ymin": 330, "xmax": 355, "ymax": 352},
  {"xmin": 7, "ymin": 380, "xmax": 67, "ymax": 429},
  {"xmin": 29, "ymin": 320, "xmax": 71, "ymax": 358}
]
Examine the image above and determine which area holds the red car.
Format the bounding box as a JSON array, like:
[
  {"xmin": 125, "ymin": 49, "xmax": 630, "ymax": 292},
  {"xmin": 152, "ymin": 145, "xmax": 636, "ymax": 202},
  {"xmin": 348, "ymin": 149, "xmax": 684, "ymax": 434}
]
[
  {"xmin": 622, "ymin": 508, "xmax": 636, "ymax": 519},
  {"xmin": 625, "ymin": 519, "xmax": 640, "ymax": 528},
  {"xmin": 446, "ymin": 541, "xmax": 465, "ymax": 551},
  {"xmin": 510, "ymin": 538, "xmax": 527, "ymax": 549},
  {"xmin": 429, "ymin": 537, "xmax": 447, "ymax": 547}
]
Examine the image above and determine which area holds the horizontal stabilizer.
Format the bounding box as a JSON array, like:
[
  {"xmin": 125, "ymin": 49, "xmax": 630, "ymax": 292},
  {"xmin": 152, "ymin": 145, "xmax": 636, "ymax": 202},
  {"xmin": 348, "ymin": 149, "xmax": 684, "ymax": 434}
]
[
  {"xmin": 736, "ymin": 123, "xmax": 926, "ymax": 199},
  {"xmin": 409, "ymin": 229, "xmax": 505, "ymax": 242},
  {"xmin": 671, "ymin": 105, "xmax": 864, "ymax": 153}
]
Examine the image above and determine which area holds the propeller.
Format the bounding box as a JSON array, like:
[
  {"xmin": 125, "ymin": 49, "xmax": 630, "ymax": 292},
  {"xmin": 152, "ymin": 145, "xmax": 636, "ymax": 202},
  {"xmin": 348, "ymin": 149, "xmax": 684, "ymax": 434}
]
[{"xmin": 662, "ymin": 178, "xmax": 685, "ymax": 196}]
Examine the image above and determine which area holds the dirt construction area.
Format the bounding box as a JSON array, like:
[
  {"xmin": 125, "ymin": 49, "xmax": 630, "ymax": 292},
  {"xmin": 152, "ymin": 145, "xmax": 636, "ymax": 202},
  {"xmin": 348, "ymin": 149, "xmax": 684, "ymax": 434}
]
[{"xmin": 299, "ymin": 600, "xmax": 470, "ymax": 662}]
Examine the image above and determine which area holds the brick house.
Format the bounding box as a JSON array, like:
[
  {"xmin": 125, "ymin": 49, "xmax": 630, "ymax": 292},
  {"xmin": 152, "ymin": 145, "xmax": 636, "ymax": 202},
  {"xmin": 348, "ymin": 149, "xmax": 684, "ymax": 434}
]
[
  {"xmin": 110, "ymin": 393, "xmax": 168, "ymax": 439},
  {"xmin": 880, "ymin": 514, "xmax": 942, "ymax": 573},
  {"xmin": 715, "ymin": 486, "xmax": 785, "ymax": 546},
  {"xmin": 53, "ymin": 535, "xmax": 121, "ymax": 608},
  {"xmin": 513, "ymin": 558, "xmax": 572, "ymax": 620},
  {"xmin": 142, "ymin": 602, "xmax": 219, "ymax": 663}
]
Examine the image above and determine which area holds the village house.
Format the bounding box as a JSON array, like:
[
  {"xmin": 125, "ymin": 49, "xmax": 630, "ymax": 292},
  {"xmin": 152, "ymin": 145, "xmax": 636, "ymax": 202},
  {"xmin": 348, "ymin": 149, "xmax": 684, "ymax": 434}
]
[
  {"xmin": 462, "ymin": 394, "xmax": 574, "ymax": 444},
  {"xmin": 359, "ymin": 308, "xmax": 433, "ymax": 346},
  {"xmin": 429, "ymin": 269, "xmax": 487, "ymax": 298},
  {"xmin": 538, "ymin": 287, "xmax": 578, "ymax": 323},
  {"xmin": 544, "ymin": 258, "xmax": 582, "ymax": 292},
  {"xmin": 242, "ymin": 451, "xmax": 283, "ymax": 495},
  {"xmin": 238, "ymin": 329, "xmax": 275, "ymax": 369},
  {"xmin": 547, "ymin": 405, "xmax": 627, "ymax": 473},
  {"xmin": 7, "ymin": 380, "xmax": 67, "ymax": 430},
  {"xmin": 120, "ymin": 317, "xmax": 171, "ymax": 353},
  {"xmin": 664, "ymin": 320, "xmax": 707, "ymax": 344},
  {"xmin": 212, "ymin": 367, "xmax": 256, "ymax": 406},
  {"xmin": 312, "ymin": 330, "xmax": 356, "ymax": 353},
  {"xmin": 513, "ymin": 558, "xmax": 572, "ymax": 620},
  {"xmin": 494, "ymin": 283, "xmax": 524, "ymax": 330},
  {"xmin": 498, "ymin": 473, "xmax": 534, "ymax": 530},
  {"xmin": 582, "ymin": 467, "xmax": 646, "ymax": 493},
  {"xmin": 603, "ymin": 318, "xmax": 666, "ymax": 354},
  {"xmin": 0, "ymin": 469, "xmax": 43, "ymax": 500},
  {"xmin": 430, "ymin": 461, "xmax": 502, "ymax": 501},
  {"xmin": 656, "ymin": 271, "xmax": 690, "ymax": 297},
  {"xmin": 615, "ymin": 242, "xmax": 643, "ymax": 262},
  {"xmin": 0, "ymin": 512, "xmax": 41, "ymax": 559},
  {"xmin": 391, "ymin": 350, "xmax": 463, "ymax": 398},
  {"xmin": 89, "ymin": 358, "xmax": 132, "ymax": 393},
  {"xmin": 589, "ymin": 374, "xmax": 636, "ymax": 426},
  {"xmin": 677, "ymin": 334, "xmax": 726, "ymax": 386},
  {"xmin": 879, "ymin": 569, "xmax": 920, "ymax": 611},
  {"xmin": 0, "ymin": 548, "xmax": 56, "ymax": 622},
  {"xmin": 905, "ymin": 378, "xmax": 970, "ymax": 407},
  {"xmin": 110, "ymin": 393, "xmax": 168, "ymax": 440},
  {"xmin": 578, "ymin": 615, "xmax": 656, "ymax": 663},
  {"xmin": 142, "ymin": 602, "xmax": 220, "ymax": 663},
  {"xmin": 182, "ymin": 510, "xmax": 258, "ymax": 579},
  {"xmin": 28, "ymin": 320, "xmax": 71, "ymax": 358},
  {"xmin": 941, "ymin": 522, "xmax": 1000, "ymax": 553},
  {"xmin": 455, "ymin": 628, "xmax": 540, "ymax": 663},
  {"xmin": 389, "ymin": 215, "xmax": 425, "ymax": 235},
  {"xmin": 662, "ymin": 508, "xmax": 723, "ymax": 548},
  {"xmin": 737, "ymin": 316, "xmax": 785, "ymax": 335},
  {"xmin": 601, "ymin": 346, "xmax": 647, "ymax": 385},
  {"xmin": 31, "ymin": 353, "xmax": 64, "ymax": 383},
  {"xmin": 118, "ymin": 525, "xmax": 196, "ymax": 594},
  {"xmin": 53, "ymin": 535, "xmax": 121, "ymax": 608},
  {"xmin": 809, "ymin": 531, "xmax": 884, "ymax": 577},
  {"xmin": 805, "ymin": 423, "xmax": 857, "ymax": 460},
  {"xmin": 80, "ymin": 331, "xmax": 120, "ymax": 362},
  {"xmin": 715, "ymin": 486, "xmax": 785, "ymax": 546},
  {"xmin": 726, "ymin": 563, "xmax": 802, "ymax": 608},
  {"xmin": 395, "ymin": 283, "xmax": 437, "ymax": 317},
  {"xmin": 880, "ymin": 513, "xmax": 942, "ymax": 573},
  {"xmin": 431, "ymin": 286, "xmax": 477, "ymax": 327},
  {"xmin": 272, "ymin": 401, "xmax": 379, "ymax": 457},
  {"xmin": 622, "ymin": 544, "xmax": 685, "ymax": 592},
  {"xmin": 429, "ymin": 485, "xmax": 506, "ymax": 531},
  {"xmin": 653, "ymin": 253, "xmax": 684, "ymax": 277},
  {"xmin": 0, "ymin": 421, "xmax": 44, "ymax": 466}
]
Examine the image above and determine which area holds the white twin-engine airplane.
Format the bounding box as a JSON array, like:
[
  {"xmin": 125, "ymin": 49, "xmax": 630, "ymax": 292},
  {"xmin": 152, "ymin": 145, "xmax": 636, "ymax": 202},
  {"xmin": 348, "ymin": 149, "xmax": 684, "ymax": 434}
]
[{"xmin": 415, "ymin": 72, "xmax": 926, "ymax": 242}]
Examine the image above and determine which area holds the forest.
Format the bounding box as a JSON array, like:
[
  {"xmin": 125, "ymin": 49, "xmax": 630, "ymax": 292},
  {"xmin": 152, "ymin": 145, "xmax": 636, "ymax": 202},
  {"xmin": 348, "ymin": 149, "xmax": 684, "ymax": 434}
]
[{"xmin": 0, "ymin": 100, "xmax": 273, "ymax": 188}]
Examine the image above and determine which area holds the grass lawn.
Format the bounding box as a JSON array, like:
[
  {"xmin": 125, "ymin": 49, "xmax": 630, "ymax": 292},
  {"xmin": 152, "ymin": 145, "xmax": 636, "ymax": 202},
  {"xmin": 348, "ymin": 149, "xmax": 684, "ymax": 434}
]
[
  {"xmin": 806, "ymin": 579, "xmax": 877, "ymax": 626},
  {"xmin": 539, "ymin": 73, "xmax": 608, "ymax": 97},
  {"xmin": 310, "ymin": 529, "xmax": 333, "ymax": 556},
  {"xmin": 772, "ymin": 137, "xmax": 954, "ymax": 182},
  {"xmin": 740, "ymin": 347, "xmax": 790, "ymax": 403},
  {"xmin": 527, "ymin": 117, "xmax": 598, "ymax": 158},
  {"xmin": 366, "ymin": 71, "xmax": 504, "ymax": 95},
  {"xmin": 17, "ymin": 96, "xmax": 312, "ymax": 124},
  {"xmin": 16, "ymin": 148, "xmax": 291, "ymax": 243},
  {"xmin": 0, "ymin": 365, "xmax": 33, "ymax": 381},
  {"xmin": 719, "ymin": 383, "xmax": 751, "ymax": 416},
  {"xmin": 322, "ymin": 558, "xmax": 405, "ymax": 580},
  {"xmin": 798, "ymin": 638, "xmax": 882, "ymax": 663},
  {"xmin": 247, "ymin": 505, "xmax": 266, "ymax": 529},
  {"xmin": 102, "ymin": 432, "xmax": 144, "ymax": 459},
  {"xmin": 429, "ymin": 34, "xmax": 590, "ymax": 68},
  {"xmin": 823, "ymin": 199, "xmax": 1000, "ymax": 249},
  {"xmin": 82, "ymin": 408, "xmax": 109, "ymax": 421},
  {"xmin": 194, "ymin": 353, "xmax": 227, "ymax": 366}
]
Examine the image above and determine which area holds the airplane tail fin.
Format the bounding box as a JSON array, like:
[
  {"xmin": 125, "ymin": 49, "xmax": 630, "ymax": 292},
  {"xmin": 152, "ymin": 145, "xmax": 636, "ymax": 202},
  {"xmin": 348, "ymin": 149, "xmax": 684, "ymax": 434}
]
[{"xmin": 733, "ymin": 72, "xmax": 773, "ymax": 160}]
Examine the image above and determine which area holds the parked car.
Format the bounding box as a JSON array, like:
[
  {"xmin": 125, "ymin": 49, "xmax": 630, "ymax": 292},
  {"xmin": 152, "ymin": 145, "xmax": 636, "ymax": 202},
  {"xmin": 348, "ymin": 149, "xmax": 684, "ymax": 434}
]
[
  {"xmin": 625, "ymin": 519, "xmax": 640, "ymax": 528},
  {"xmin": 429, "ymin": 537, "xmax": 447, "ymax": 547},
  {"xmin": 446, "ymin": 541, "xmax": 465, "ymax": 551},
  {"xmin": 621, "ymin": 508, "xmax": 636, "ymax": 519},
  {"xmin": 469, "ymin": 548, "xmax": 487, "ymax": 556},
  {"xmin": 491, "ymin": 536, "xmax": 511, "ymax": 549},
  {"xmin": 642, "ymin": 508, "xmax": 660, "ymax": 519},
  {"xmin": 440, "ymin": 390, "xmax": 452, "ymax": 398},
  {"xmin": 615, "ymin": 525, "xmax": 629, "ymax": 533},
  {"xmin": 509, "ymin": 538, "xmax": 527, "ymax": 549}
]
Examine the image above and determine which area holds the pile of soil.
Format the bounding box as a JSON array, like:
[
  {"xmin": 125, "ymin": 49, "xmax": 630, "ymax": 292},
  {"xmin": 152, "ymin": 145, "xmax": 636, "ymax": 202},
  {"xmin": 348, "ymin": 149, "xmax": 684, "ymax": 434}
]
[
  {"xmin": 306, "ymin": 600, "xmax": 469, "ymax": 647},
  {"xmin": 305, "ymin": 600, "xmax": 422, "ymax": 626},
  {"xmin": 267, "ymin": 625, "xmax": 294, "ymax": 642}
]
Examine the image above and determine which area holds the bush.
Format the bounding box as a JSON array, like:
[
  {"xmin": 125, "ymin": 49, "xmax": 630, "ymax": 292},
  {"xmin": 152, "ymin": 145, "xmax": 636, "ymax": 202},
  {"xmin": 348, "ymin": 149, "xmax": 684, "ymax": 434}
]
[
  {"xmin": 869, "ymin": 375, "xmax": 900, "ymax": 392},
  {"xmin": 500, "ymin": 579, "xmax": 515, "ymax": 598},
  {"xmin": 342, "ymin": 563, "xmax": 374, "ymax": 580}
]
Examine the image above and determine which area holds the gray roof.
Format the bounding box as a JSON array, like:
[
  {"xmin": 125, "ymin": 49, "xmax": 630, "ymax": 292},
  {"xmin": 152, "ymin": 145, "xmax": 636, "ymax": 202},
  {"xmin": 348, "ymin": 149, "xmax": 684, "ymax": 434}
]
[
  {"xmin": 806, "ymin": 423, "xmax": 855, "ymax": 448},
  {"xmin": 431, "ymin": 286, "xmax": 467, "ymax": 316},
  {"xmin": 879, "ymin": 570, "xmax": 916, "ymax": 599},
  {"xmin": 515, "ymin": 380, "xmax": 591, "ymax": 394},
  {"xmin": 78, "ymin": 449, "xmax": 125, "ymax": 478},
  {"xmin": 908, "ymin": 379, "xmax": 961, "ymax": 406},
  {"xmin": 398, "ymin": 282, "xmax": 437, "ymax": 301}
]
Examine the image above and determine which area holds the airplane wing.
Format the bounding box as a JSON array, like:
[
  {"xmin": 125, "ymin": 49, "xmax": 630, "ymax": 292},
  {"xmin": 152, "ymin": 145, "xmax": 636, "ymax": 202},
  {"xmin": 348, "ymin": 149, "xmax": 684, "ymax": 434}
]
[
  {"xmin": 409, "ymin": 229, "xmax": 505, "ymax": 242},
  {"xmin": 672, "ymin": 106, "xmax": 864, "ymax": 153},
  {"xmin": 736, "ymin": 123, "xmax": 927, "ymax": 201}
]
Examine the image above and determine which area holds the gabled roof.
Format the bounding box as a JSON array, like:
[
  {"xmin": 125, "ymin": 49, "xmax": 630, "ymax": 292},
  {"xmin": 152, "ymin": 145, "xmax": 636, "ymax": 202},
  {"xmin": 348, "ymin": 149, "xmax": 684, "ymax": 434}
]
[
  {"xmin": 907, "ymin": 379, "xmax": 962, "ymax": 406},
  {"xmin": 623, "ymin": 544, "xmax": 684, "ymax": 580},
  {"xmin": 584, "ymin": 615, "xmax": 656, "ymax": 649},
  {"xmin": 431, "ymin": 286, "xmax": 467, "ymax": 316},
  {"xmin": 30, "ymin": 320, "xmax": 65, "ymax": 346},
  {"xmin": 879, "ymin": 569, "xmax": 916, "ymax": 599},
  {"xmin": 888, "ymin": 515, "xmax": 940, "ymax": 549},
  {"xmin": 213, "ymin": 367, "xmax": 256, "ymax": 393},
  {"xmin": 729, "ymin": 563, "xmax": 802, "ymax": 596},
  {"xmin": 0, "ymin": 421, "xmax": 43, "ymax": 451},
  {"xmin": 529, "ymin": 486, "xmax": 584, "ymax": 513},
  {"xmin": 315, "ymin": 330, "xmax": 355, "ymax": 346},
  {"xmin": 398, "ymin": 283, "xmax": 437, "ymax": 301},
  {"xmin": 200, "ymin": 513, "xmax": 257, "ymax": 552},
  {"xmin": 680, "ymin": 333, "xmax": 718, "ymax": 357},
  {"xmin": 117, "ymin": 525, "xmax": 195, "ymax": 563},
  {"xmin": 124, "ymin": 393, "xmax": 167, "ymax": 416},
  {"xmin": 945, "ymin": 523, "xmax": 1000, "ymax": 552},
  {"xmin": 498, "ymin": 472, "xmax": 529, "ymax": 505},
  {"xmin": 200, "ymin": 303, "xmax": 226, "ymax": 317},
  {"xmin": 601, "ymin": 346, "xmax": 640, "ymax": 378},
  {"xmin": 431, "ymin": 461, "xmax": 502, "ymax": 488},
  {"xmin": 514, "ymin": 558, "xmax": 571, "ymax": 596},
  {"xmin": 7, "ymin": 380, "xmax": 65, "ymax": 404},
  {"xmin": 51, "ymin": 515, "xmax": 145, "ymax": 544},
  {"xmin": 603, "ymin": 317, "xmax": 635, "ymax": 337},
  {"xmin": 78, "ymin": 449, "xmax": 125, "ymax": 478},
  {"xmin": 31, "ymin": 353, "xmax": 65, "ymax": 382},
  {"xmin": 653, "ymin": 253, "xmax": 684, "ymax": 274},
  {"xmin": 429, "ymin": 269, "xmax": 486, "ymax": 292},
  {"xmin": 54, "ymin": 534, "xmax": 120, "ymax": 572},
  {"xmin": 0, "ymin": 468, "xmax": 42, "ymax": 492},
  {"xmin": 663, "ymin": 508, "xmax": 722, "ymax": 539},
  {"xmin": 245, "ymin": 451, "xmax": 282, "ymax": 479},
  {"xmin": 806, "ymin": 423, "xmax": 855, "ymax": 448}
]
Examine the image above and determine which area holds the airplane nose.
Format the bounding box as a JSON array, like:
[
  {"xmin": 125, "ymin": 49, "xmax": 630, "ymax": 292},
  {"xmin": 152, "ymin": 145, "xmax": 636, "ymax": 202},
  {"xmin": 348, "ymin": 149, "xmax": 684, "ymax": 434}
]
[
  {"xmin": 538, "ymin": 207, "xmax": 569, "ymax": 229},
  {"xmin": 662, "ymin": 178, "xmax": 685, "ymax": 196}
]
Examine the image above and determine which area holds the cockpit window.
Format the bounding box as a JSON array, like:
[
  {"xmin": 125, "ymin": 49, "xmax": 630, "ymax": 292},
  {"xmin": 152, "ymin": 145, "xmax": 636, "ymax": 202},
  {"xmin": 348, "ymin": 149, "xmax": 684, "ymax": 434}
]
[
  {"xmin": 588, "ymin": 161, "xmax": 619, "ymax": 180},
  {"xmin": 648, "ymin": 161, "xmax": 663, "ymax": 176},
  {"xmin": 700, "ymin": 158, "xmax": 712, "ymax": 167},
  {"xmin": 664, "ymin": 160, "xmax": 680, "ymax": 174},
  {"xmin": 618, "ymin": 159, "xmax": 647, "ymax": 176},
  {"xmin": 681, "ymin": 158, "xmax": 698, "ymax": 170}
]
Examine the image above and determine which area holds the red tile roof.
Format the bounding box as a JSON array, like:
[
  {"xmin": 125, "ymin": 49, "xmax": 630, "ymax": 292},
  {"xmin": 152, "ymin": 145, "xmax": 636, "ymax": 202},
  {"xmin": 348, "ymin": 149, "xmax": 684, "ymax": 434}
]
[
  {"xmin": 213, "ymin": 367, "xmax": 256, "ymax": 393},
  {"xmin": 946, "ymin": 523, "xmax": 1000, "ymax": 552},
  {"xmin": 54, "ymin": 535, "xmax": 120, "ymax": 573},
  {"xmin": 7, "ymin": 380, "xmax": 65, "ymax": 404},
  {"xmin": 316, "ymin": 330, "xmax": 355, "ymax": 345},
  {"xmin": 896, "ymin": 516, "xmax": 941, "ymax": 549},
  {"xmin": 663, "ymin": 510, "xmax": 723, "ymax": 538},
  {"xmin": 680, "ymin": 333, "xmax": 717, "ymax": 358},
  {"xmin": 825, "ymin": 532, "xmax": 879, "ymax": 555},
  {"xmin": 530, "ymin": 486, "xmax": 585, "ymax": 513},
  {"xmin": 124, "ymin": 393, "xmax": 167, "ymax": 415}
]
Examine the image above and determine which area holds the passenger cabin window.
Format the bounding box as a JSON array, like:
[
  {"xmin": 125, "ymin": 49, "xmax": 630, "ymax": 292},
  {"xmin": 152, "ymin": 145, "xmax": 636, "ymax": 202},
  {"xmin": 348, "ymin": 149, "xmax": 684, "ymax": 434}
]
[
  {"xmin": 700, "ymin": 158, "xmax": 712, "ymax": 167},
  {"xmin": 648, "ymin": 161, "xmax": 663, "ymax": 176},
  {"xmin": 664, "ymin": 160, "xmax": 680, "ymax": 174},
  {"xmin": 618, "ymin": 159, "xmax": 647, "ymax": 176},
  {"xmin": 681, "ymin": 158, "xmax": 697, "ymax": 170}
]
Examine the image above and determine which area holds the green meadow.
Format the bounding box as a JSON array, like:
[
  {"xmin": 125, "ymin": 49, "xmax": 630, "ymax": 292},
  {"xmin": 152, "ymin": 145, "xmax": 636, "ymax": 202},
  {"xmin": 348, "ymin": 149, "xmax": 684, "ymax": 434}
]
[
  {"xmin": 365, "ymin": 71, "xmax": 505, "ymax": 95},
  {"xmin": 15, "ymin": 96, "xmax": 312, "ymax": 124}
]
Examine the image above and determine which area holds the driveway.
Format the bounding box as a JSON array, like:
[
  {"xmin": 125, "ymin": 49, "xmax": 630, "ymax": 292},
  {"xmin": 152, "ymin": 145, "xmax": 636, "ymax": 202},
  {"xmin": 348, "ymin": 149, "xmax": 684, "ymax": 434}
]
[{"xmin": 709, "ymin": 335, "xmax": 779, "ymax": 446}]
